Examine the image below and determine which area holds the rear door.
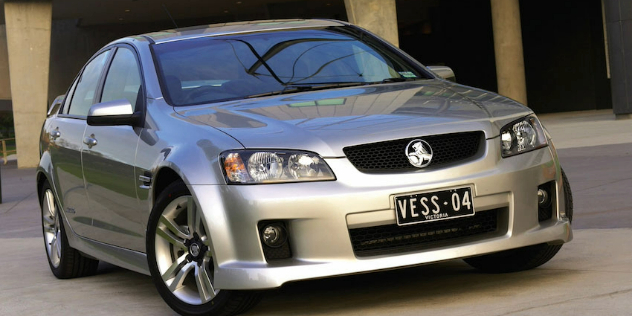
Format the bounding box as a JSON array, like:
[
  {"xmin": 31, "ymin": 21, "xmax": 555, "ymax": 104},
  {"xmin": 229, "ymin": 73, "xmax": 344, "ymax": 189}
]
[
  {"xmin": 80, "ymin": 45, "xmax": 146, "ymax": 251},
  {"xmin": 49, "ymin": 49, "xmax": 112, "ymax": 237}
]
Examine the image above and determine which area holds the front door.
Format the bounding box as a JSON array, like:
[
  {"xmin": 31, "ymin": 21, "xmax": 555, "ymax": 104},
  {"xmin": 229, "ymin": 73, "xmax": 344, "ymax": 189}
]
[{"xmin": 81, "ymin": 46, "xmax": 145, "ymax": 251}]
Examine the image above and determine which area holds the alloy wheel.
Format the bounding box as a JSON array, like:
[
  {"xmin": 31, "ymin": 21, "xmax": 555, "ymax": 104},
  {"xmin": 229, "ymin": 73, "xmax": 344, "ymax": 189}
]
[
  {"xmin": 154, "ymin": 196, "xmax": 218, "ymax": 305},
  {"xmin": 42, "ymin": 189, "xmax": 61, "ymax": 268}
]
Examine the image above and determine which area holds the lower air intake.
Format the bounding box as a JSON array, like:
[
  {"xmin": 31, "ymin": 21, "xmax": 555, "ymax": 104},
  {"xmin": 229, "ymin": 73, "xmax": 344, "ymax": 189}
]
[{"xmin": 349, "ymin": 208, "xmax": 501, "ymax": 257}]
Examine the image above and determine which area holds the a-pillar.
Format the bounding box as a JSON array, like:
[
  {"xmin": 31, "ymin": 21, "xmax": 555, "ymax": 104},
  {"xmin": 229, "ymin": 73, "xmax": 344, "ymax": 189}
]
[
  {"xmin": 4, "ymin": 0, "xmax": 52, "ymax": 168},
  {"xmin": 603, "ymin": 0, "xmax": 632, "ymax": 119},
  {"xmin": 344, "ymin": 0, "xmax": 399, "ymax": 47},
  {"xmin": 490, "ymin": 0, "xmax": 527, "ymax": 105}
]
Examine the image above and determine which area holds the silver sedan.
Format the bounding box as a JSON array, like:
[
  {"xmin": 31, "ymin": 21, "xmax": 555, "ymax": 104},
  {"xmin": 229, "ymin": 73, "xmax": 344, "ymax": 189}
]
[{"xmin": 37, "ymin": 19, "xmax": 572, "ymax": 316}]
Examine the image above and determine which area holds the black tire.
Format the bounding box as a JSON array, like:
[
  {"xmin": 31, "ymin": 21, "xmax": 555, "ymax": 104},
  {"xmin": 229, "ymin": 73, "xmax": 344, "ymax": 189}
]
[
  {"xmin": 463, "ymin": 168, "xmax": 573, "ymax": 273},
  {"xmin": 561, "ymin": 168, "xmax": 573, "ymax": 223},
  {"xmin": 40, "ymin": 181, "xmax": 99, "ymax": 279},
  {"xmin": 146, "ymin": 181, "xmax": 261, "ymax": 316}
]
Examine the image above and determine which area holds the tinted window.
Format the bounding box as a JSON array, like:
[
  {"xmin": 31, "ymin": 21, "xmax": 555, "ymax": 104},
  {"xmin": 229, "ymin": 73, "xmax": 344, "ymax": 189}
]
[
  {"xmin": 101, "ymin": 48, "xmax": 142, "ymax": 110},
  {"xmin": 67, "ymin": 50, "xmax": 111, "ymax": 116},
  {"xmin": 153, "ymin": 27, "xmax": 428, "ymax": 106},
  {"xmin": 62, "ymin": 79, "xmax": 78, "ymax": 114}
]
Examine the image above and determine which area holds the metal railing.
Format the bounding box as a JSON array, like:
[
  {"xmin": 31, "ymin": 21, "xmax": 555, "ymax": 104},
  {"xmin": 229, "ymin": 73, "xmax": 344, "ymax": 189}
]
[{"xmin": 1, "ymin": 138, "xmax": 15, "ymax": 164}]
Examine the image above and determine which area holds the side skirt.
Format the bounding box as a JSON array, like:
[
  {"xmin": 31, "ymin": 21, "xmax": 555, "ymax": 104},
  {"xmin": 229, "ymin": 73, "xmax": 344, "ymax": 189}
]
[{"xmin": 61, "ymin": 213, "xmax": 150, "ymax": 276}]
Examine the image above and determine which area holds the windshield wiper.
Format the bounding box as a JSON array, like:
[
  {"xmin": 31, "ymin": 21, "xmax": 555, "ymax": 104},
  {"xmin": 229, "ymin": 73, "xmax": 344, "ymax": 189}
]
[
  {"xmin": 245, "ymin": 82, "xmax": 367, "ymax": 99},
  {"xmin": 379, "ymin": 77, "xmax": 419, "ymax": 83},
  {"xmin": 245, "ymin": 78, "xmax": 424, "ymax": 99}
]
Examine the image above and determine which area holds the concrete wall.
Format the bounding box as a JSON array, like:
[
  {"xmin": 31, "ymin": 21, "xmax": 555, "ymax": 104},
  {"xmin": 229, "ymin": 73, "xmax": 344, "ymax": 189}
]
[
  {"xmin": 5, "ymin": 0, "xmax": 53, "ymax": 168},
  {"xmin": 0, "ymin": 25, "xmax": 10, "ymax": 101},
  {"xmin": 344, "ymin": 0, "xmax": 399, "ymax": 46},
  {"xmin": 490, "ymin": 0, "xmax": 527, "ymax": 105}
]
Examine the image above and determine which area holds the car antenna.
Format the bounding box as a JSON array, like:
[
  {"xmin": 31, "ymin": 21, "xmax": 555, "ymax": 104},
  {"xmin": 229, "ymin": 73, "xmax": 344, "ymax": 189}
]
[{"xmin": 162, "ymin": 4, "xmax": 179, "ymax": 28}]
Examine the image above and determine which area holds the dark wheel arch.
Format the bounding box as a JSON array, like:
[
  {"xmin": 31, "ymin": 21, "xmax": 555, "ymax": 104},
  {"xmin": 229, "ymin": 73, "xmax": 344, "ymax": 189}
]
[
  {"xmin": 36, "ymin": 171, "xmax": 49, "ymax": 208},
  {"xmin": 152, "ymin": 167, "xmax": 182, "ymax": 205}
]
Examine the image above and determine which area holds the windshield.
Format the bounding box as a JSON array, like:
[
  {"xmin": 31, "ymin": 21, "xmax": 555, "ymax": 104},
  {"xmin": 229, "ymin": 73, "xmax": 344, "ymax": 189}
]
[{"xmin": 152, "ymin": 26, "xmax": 430, "ymax": 106}]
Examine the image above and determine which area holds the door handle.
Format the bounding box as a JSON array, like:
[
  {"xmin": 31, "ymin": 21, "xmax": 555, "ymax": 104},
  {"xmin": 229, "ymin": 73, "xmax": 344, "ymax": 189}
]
[
  {"xmin": 83, "ymin": 134, "xmax": 98, "ymax": 148},
  {"xmin": 50, "ymin": 129, "xmax": 61, "ymax": 140}
]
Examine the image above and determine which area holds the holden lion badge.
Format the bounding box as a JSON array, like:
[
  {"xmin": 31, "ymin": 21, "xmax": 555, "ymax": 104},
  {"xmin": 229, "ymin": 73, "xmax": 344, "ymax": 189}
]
[{"xmin": 405, "ymin": 139, "xmax": 433, "ymax": 168}]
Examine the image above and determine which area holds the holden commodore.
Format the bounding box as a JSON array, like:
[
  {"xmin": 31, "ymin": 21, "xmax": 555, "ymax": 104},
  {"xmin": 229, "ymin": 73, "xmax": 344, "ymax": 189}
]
[{"xmin": 37, "ymin": 19, "xmax": 573, "ymax": 316}]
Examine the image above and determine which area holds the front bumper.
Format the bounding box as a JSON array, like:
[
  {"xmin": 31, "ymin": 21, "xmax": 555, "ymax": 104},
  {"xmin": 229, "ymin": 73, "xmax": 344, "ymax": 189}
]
[{"xmin": 191, "ymin": 139, "xmax": 572, "ymax": 290}]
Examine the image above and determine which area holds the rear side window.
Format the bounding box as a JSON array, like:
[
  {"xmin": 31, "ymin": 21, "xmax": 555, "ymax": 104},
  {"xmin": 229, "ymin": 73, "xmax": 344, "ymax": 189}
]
[
  {"xmin": 67, "ymin": 50, "xmax": 111, "ymax": 117},
  {"xmin": 101, "ymin": 48, "xmax": 142, "ymax": 111},
  {"xmin": 61, "ymin": 79, "xmax": 78, "ymax": 114}
]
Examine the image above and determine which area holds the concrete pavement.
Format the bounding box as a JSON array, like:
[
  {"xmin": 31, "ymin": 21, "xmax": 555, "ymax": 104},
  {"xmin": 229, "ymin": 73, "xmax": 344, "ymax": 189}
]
[
  {"xmin": 539, "ymin": 109, "xmax": 632, "ymax": 150},
  {"xmin": 540, "ymin": 110, "xmax": 632, "ymax": 229},
  {"xmin": 1, "ymin": 228, "xmax": 630, "ymax": 316},
  {"xmin": 0, "ymin": 109, "xmax": 630, "ymax": 315}
]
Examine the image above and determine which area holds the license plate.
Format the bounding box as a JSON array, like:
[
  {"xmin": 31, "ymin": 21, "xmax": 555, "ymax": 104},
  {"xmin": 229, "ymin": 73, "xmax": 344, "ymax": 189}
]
[{"xmin": 395, "ymin": 187, "xmax": 475, "ymax": 226}]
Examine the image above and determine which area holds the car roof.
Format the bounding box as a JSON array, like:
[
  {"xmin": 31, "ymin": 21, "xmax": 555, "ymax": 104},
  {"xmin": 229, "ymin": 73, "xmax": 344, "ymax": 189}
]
[{"xmin": 140, "ymin": 19, "xmax": 348, "ymax": 44}]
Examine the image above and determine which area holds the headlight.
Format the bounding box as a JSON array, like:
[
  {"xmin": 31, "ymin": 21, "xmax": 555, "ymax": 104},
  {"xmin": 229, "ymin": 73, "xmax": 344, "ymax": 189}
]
[
  {"xmin": 500, "ymin": 115, "xmax": 548, "ymax": 157},
  {"xmin": 220, "ymin": 150, "xmax": 336, "ymax": 184}
]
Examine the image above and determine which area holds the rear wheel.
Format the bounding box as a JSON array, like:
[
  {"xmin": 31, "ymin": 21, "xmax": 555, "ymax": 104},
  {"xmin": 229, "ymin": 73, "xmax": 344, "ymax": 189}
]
[
  {"xmin": 561, "ymin": 168, "xmax": 573, "ymax": 223},
  {"xmin": 147, "ymin": 181, "xmax": 261, "ymax": 316},
  {"xmin": 463, "ymin": 168, "xmax": 573, "ymax": 273},
  {"xmin": 40, "ymin": 181, "xmax": 99, "ymax": 278}
]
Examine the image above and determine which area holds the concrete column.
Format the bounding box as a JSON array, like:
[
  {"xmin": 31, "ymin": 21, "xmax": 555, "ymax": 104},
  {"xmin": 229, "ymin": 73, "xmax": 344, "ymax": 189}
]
[
  {"xmin": 490, "ymin": 0, "xmax": 527, "ymax": 105},
  {"xmin": 0, "ymin": 25, "xmax": 11, "ymax": 101},
  {"xmin": 344, "ymin": 0, "xmax": 399, "ymax": 47},
  {"xmin": 4, "ymin": 1, "xmax": 52, "ymax": 168},
  {"xmin": 603, "ymin": 0, "xmax": 632, "ymax": 119}
]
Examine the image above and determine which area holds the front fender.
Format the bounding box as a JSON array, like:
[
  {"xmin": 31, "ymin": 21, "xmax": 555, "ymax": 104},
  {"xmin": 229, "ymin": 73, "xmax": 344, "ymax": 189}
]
[{"xmin": 136, "ymin": 101, "xmax": 245, "ymax": 226}]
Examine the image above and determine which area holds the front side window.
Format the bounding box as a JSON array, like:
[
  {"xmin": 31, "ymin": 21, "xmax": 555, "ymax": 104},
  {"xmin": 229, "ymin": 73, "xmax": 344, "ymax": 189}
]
[
  {"xmin": 101, "ymin": 47, "xmax": 142, "ymax": 110},
  {"xmin": 67, "ymin": 50, "xmax": 111, "ymax": 116},
  {"xmin": 152, "ymin": 26, "xmax": 428, "ymax": 106}
]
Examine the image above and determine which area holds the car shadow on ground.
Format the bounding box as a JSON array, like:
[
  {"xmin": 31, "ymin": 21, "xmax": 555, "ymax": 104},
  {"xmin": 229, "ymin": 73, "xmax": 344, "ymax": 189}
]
[
  {"xmin": 249, "ymin": 259, "xmax": 575, "ymax": 315},
  {"xmin": 88, "ymin": 256, "xmax": 575, "ymax": 316}
]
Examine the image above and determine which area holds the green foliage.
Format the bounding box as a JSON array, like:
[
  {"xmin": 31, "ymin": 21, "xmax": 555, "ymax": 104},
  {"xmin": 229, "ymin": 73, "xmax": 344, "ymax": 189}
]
[{"xmin": 0, "ymin": 111, "xmax": 14, "ymax": 139}]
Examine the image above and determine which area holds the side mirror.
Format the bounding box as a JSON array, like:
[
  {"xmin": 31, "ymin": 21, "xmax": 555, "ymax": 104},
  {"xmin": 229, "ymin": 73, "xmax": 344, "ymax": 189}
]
[
  {"xmin": 427, "ymin": 66, "xmax": 456, "ymax": 82},
  {"xmin": 47, "ymin": 95, "xmax": 65, "ymax": 117},
  {"xmin": 87, "ymin": 99, "xmax": 141, "ymax": 127}
]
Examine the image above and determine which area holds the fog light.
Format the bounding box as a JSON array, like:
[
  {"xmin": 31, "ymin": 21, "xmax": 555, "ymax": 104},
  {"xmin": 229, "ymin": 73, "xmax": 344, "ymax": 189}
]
[
  {"xmin": 261, "ymin": 224, "xmax": 287, "ymax": 248},
  {"xmin": 537, "ymin": 189, "xmax": 550, "ymax": 206},
  {"xmin": 538, "ymin": 182, "xmax": 555, "ymax": 222}
]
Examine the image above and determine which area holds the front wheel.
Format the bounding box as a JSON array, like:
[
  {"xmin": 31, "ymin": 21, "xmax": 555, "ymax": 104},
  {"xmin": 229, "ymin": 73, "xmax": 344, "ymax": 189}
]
[
  {"xmin": 463, "ymin": 168, "xmax": 573, "ymax": 273},
  {"xmin": 146, "ymin": 181, "xmax": 260, "ymax": 316}
]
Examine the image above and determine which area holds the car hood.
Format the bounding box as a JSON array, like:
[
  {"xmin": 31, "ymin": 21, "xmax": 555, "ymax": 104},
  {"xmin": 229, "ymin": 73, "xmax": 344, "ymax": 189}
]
[{"xmin": 174, "ymin": 80, "xmax": 531, "ymax": 157}]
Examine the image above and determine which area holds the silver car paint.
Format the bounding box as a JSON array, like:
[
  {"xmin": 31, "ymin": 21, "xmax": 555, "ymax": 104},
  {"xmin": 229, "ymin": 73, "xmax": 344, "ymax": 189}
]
[
  {"xmin": 81, "ymin": 123, "xmax": 144, "ymax": 251},
  {"xmin": 189, "ymin": 141, "xmax": 570, "ymax": 289},
  {"xmin": 174, "ymin": 80, "xmax": 530, "ymax": 157},
  {"xmin": 37, "ymin": 21, "xmax": 572, "ymax": 289},
  {"xmin": 46, "ymin": 117, "xmax": 92, "ymax": 236}
]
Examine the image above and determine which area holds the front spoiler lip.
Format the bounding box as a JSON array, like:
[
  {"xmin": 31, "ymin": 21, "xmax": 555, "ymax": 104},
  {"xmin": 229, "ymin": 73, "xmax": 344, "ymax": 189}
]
[{"xmin": 214, "ymin": 219, "xmax": 572, "ymax": 290}]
